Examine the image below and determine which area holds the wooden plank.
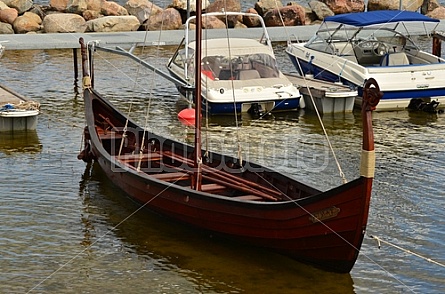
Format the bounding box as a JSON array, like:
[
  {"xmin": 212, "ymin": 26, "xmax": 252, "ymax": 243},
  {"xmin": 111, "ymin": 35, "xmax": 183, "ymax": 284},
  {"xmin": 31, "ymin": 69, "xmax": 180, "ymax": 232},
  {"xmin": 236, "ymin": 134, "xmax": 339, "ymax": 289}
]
[
  {"xmin": 201, "ymin": 183, "xmax": 226, "ymax": 193},
  {"xmin": 115, "ymin": 153, "xmax": 162, "ymax": 162},
  {"xmin": 98, "ymin": 131, "xmax": 123, "ymax": 140},
  {"xmin": 233, "ymin": 195, "xmax": 264, "ymax": 201},
  {"xmin": 150, "ymin": 172, "xmax": 190, "ymax": 182}
]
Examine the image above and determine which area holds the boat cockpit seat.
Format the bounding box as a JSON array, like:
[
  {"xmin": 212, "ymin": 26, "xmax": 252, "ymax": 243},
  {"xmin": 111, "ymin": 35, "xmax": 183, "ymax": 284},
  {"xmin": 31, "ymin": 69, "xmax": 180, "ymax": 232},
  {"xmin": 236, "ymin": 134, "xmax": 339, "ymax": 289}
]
[
  {"xmin": 380, "ymin": 52, "xmax": 410, "ymax": 66},
  {"xmin": 238, "ymin": 69, "xmax": 261, "ymax": 80}
]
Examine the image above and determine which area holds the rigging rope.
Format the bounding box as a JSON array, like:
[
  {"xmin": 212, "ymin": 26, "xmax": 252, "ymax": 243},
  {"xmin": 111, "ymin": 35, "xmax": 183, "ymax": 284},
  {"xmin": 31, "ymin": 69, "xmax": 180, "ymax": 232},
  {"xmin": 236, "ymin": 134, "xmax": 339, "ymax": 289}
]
[
  {"xmin": 221, "ymin": 8, "xmax": 244, "ymax": 167},
  {"xmin": 137, "ymin": 3, "xmax": 165, "ymax": 171},
  {"xmin": 370, "ymin": 235, "xmax": 445, "ymax": 268},
  {"xmin": 275, "ymin": 4, "xmax": 347, "ymax": 184}
]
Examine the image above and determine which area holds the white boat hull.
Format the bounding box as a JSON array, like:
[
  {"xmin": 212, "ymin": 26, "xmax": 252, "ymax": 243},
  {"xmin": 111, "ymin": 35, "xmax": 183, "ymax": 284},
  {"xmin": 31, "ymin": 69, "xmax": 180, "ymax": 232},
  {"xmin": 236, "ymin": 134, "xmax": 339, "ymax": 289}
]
[
  {"xmin": 0, "ymin": 112, "xmax": 38, "ymax": 131},
  {"xmin": 286, "ymin": 10, "xmax": 445, "ymax": 111}
]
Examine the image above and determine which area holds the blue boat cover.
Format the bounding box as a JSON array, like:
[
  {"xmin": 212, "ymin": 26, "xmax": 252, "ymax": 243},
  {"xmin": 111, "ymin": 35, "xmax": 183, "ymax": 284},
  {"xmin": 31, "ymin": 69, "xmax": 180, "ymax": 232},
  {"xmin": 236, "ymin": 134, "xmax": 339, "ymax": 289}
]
[{"xmin": 324, "ymin": 10, "xmax": 439, "ymax": 27}]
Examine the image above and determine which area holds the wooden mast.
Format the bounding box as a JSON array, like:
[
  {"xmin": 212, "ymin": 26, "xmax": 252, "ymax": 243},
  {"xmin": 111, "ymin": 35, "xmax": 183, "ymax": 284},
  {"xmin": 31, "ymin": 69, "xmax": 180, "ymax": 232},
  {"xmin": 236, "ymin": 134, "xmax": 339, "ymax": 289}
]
[{"xmin": 193, "ymin": 0, "xmax": 203, "ymax": 190}]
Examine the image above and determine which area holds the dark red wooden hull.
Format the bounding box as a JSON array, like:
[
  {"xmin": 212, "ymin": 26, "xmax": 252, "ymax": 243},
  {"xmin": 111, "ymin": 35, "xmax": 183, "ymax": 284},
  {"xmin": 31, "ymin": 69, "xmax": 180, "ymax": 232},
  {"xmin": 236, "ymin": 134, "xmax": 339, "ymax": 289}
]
[{"xmin": 81, "ymin": 87, "xmax": 373, "ymax": 273}]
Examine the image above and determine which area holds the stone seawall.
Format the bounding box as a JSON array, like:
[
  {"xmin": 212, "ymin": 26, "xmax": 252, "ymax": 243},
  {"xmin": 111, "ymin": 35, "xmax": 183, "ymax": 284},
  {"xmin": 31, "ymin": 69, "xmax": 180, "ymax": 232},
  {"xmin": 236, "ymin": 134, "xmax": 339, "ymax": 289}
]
[{"xmin": 0, "ymin": 0, "xmax": 444, "ymax": 35}]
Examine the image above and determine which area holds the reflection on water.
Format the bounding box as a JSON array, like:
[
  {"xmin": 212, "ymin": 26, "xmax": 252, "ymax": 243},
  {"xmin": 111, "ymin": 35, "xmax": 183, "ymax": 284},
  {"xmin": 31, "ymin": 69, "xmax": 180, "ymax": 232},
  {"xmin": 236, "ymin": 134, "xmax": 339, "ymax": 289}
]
[
  {"xmin": 0, "ymin": 130, "xmax": 42, "ymax": 154},
  {"xmin": 0, "ymin": 42, "xmax": 444, "ymax": 293},
  {"xmin": 78, "ymin": 163, "xmax": 356, "ymax": 294}
]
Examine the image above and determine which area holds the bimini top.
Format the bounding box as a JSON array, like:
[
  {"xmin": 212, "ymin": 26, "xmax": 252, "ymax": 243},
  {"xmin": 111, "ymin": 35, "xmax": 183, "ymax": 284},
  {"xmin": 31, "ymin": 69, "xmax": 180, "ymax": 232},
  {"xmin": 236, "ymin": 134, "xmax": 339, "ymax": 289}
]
[{"xmin": 323, "ymin": 10, "xmax": 439, "ymax": 27}]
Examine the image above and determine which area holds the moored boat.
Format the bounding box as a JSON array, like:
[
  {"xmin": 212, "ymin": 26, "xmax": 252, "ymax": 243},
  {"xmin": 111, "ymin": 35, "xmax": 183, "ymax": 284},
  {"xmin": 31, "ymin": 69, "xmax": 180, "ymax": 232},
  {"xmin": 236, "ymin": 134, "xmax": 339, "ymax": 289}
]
[
  {"xmin": 286, "ymin": 10, "xmax": 445, "ymax": 111},
  {"xmin": 77, "ymin": 4, "xmax": 382, "ymax": 273},
  {"xmin": 167, "ymin": 12, "xmax": 303, "ymax": 116},
  {"xmin": 0, "ymin": 44, "xmax": 40, "ymax": 132}
]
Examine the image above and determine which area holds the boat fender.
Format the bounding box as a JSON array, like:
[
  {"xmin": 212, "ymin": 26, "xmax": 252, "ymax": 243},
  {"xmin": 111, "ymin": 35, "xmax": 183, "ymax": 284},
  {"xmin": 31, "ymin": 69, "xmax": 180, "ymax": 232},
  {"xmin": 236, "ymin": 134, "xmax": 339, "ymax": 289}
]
[{"xmin": 299, "ymin": 97, "xmax": 305, "ymax": 109}]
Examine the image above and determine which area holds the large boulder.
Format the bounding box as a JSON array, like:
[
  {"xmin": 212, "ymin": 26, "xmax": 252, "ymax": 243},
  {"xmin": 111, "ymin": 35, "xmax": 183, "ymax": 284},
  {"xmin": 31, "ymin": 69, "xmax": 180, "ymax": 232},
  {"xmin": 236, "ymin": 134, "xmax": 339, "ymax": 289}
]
[
  {"xmin": 367, "ymin": 0, "xmax": 423, "ymax": 11},
  {"xmin": 264, "ymin": 5, "xmax": 305, "ymax": 26},
  {"xmin": 2, "ymin": 0, "xmax": 33, "ymax": 14},
  {"xmin": 0, "ymin": 21, "xmax": 14, "ymax": 34},
  {"xmin": 13, "ymin": 11, "xmax": 42, "ymax": 33},
  {"xmin": 322, "ymin": 0, "xmax": 365, "ymax": 14},
  {"xmin": 0, "ymin": 8, "xmax": 19, "ymax": 25},
  {"xmin": 309, "ymin": 0, "xmax": 334, "ymax": 20},
  {"xmin": 243, "ymin": 8, "xmax": 261, "ymax": 27},
  {"xmin": 124, "ymin": 0, "xmax": 162, "ymax": 24},
  {"xmin": 206, "ymin": 0, "xmax": 241, "ymax": 27},
  {"xmin": 43, "ymin": 13, "xmax": 86, "ymax": 32},
  {"xmin": 421, "ymin": 0, "xmax": 440, "ymax": 15},
  {"xmin": 85, "ymin": 15, "xmax": 140, "ymax": 32},
  {"xmin": 101, "ymin": 1, "xmax": 128, "ymax": 16},
  {"xmin": 255, "ymin": 0, "xmax": 283, "ymax": 16},
  {"xmin": 427, "ymin": 6, "xmax": 445, "ymax": 19},
  {"xmin": 169, "ymin": 0, "xmax": 210, "ymax": 13},
  {"xmin": 66, "ymin": 0, "xmax": 88, "ymax": 14},
  {"xmin": 142, "ymin": 7, "xmax": 181, "ymax": 30},
  {"xmin": 50, "ymin": 0, "xmax": 70, "ymax": 12}
]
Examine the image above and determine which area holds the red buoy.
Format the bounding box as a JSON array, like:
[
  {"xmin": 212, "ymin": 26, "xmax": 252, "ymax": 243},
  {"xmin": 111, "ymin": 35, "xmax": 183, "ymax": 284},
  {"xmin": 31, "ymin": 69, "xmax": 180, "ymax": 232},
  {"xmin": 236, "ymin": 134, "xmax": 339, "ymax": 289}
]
[{"xmin": 177, "ymin": 108, "xmax": 196, "ymax": 126}]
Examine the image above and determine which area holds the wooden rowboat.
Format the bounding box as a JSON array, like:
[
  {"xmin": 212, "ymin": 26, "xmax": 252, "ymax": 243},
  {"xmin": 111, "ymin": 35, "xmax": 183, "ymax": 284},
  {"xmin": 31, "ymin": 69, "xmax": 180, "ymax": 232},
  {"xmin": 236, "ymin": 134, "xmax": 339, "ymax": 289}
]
[{"xmin": 77, "ymin": 7, "xmax": 382, "ymax": 273}]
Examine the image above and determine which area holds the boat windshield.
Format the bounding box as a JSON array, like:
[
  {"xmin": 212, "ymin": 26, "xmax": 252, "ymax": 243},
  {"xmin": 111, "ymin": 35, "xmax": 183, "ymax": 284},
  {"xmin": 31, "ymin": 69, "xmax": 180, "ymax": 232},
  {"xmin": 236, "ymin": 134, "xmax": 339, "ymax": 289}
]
[
  {"xmin": 199, "ymin": 53, "xmax": 280, "ymax": 80},
  {"xmin": 306, "ymin": 26, "xmax": 418, "ymax": 54}
]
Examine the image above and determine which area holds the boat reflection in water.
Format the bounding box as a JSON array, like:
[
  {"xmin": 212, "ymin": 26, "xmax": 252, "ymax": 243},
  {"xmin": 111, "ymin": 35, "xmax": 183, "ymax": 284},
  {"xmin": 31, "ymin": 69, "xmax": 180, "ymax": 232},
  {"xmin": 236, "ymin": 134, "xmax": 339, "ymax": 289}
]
[
  {"xmin": 0, "ymin": 130, "xmax": 41, "ymax": 155},
  {"xmin": 78, "ymin": 163, "xmax": 356, "ymax": 294}
]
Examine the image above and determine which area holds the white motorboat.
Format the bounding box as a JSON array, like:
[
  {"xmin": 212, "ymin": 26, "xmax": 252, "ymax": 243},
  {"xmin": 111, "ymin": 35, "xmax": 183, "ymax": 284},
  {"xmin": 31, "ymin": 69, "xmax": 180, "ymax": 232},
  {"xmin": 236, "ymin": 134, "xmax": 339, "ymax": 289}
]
[
  {"xmin": 286, "ymin": 10, "xmax": 445, "ymax": 111},
  {"xmin": 167, "ymin": 12, "xmax": 303, "ymax": 116}
]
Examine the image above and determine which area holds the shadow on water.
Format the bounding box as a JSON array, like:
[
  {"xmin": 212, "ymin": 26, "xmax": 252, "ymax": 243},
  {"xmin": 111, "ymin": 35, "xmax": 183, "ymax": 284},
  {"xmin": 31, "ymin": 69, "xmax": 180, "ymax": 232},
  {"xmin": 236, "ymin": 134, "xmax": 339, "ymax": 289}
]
[
  {"xmin": 77, "ymin": 163, "xmax": 356, "ymax": 294},
  {"xmin": 0, "ymin": 130, "xmax": 42, "ymax": 155}
]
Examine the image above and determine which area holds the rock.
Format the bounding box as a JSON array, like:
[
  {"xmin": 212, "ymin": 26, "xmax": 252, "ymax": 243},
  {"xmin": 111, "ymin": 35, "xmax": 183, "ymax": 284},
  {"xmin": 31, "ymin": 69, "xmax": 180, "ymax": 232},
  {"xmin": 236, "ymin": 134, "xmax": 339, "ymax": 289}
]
[
  {"xmin": 421, "ymin": 0, "xmax": 440, "ymax": 15},
  {"xmin": 427, "ymin": 6, "xmax": 445, "ymax": 19},
  {"xmin": 142, "ymin": 7, "xmax": 181, "ymax": 30},
  {"xmin": 0, "ymin": 8, "xmax": 19, "ymax": 25},
  {"xmin": 82, "ymin": 9, "xmax": 102, "ymax": 21},
  {"xmin": 322, "ymin": 0, "xmax": 365, "ymax": 14},
  {"xmin": 43, "ymin": 13, "xmax": 86, "ymax": 33},
  {"xmin": 66, "ymin": 0, "xmax": 88, "ymax": 14},
  {"xmin": 86, "ymin": 0, "xmax": 102, "ymax": 11},
  {"xmin": 303, "ymin": 6, "xmax": 319, "ymax": 24},
  {"xmin": 101, "ymin": 1, "xmax": 128, "ymax": 16},
  {"xmin": 367, "ymin": 0, "xmax": 423, "ymax": 12},
  {"xmin": 169, "ymin": 0, "xmax": 210, "ymax": 13},
  {"xmin": 206, "ymin": 0, "xmax": 241, "ymax": 27},
  {"xmin": 50, "ymin": 0, "xmax": 69, "ymax": 12},
  {"xmin": 264, "ymin": 5, "xmax": 305, "ymax": 27},
  {"xmin": 2, "ymin": 0, "xmax": 33, "ymax": 14},
  {"xmin": 0, "ymin": 21, "xmax": 14, "ymax": 34},
  {"xmin": 13, "ymin": 11, "xmax": 42, "ymax": 34},
  {"xmin": 124, "ymin": 0, "xmax": 162, "ymax": 24},
  {"xmin": 255, "ymin": 0, "xmax": 283, "ymax": 16},
  {"xmin": 309, "ymin": 0, "xmax": 334, "ymax": 20},
  {"xmin": 0, "ymin": 2, "xmax": 9, "ymax": 9},
  {"xmin": 206, "ymin": 0, "xmax": 241, "ymax": 13},
  {"xmin": 85, "ymin": 15, "xmax": 140, "ymax": 32},
  {"xmin": 243, "ymin": 8, "xmax": 261, "ymax": 27},
  {"xmin": 190, "ymin": 14, "xmax": 226, "ymax": 29}
]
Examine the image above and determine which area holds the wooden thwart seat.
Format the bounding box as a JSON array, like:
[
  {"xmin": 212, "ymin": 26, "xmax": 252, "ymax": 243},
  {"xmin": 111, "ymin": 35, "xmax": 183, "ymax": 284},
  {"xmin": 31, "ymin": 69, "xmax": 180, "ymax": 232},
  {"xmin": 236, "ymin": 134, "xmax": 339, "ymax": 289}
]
[
  {"xmin": 201, "ymin": 183, "xmax": 226, "ymax": 193},
  {"xmin": 233, "ymin": 195, "xmax": 264, "ymax": 201},
  {"xmin": 98, "ymin": 131, "xmax": 123, "ymax": 140},
  {"xmin": 115, "ymin": 153, "xmax": 162, "ymax": 162},
  {"xmin": 150, "ymin": 172, "xmax": 190, "ymax": 182}
]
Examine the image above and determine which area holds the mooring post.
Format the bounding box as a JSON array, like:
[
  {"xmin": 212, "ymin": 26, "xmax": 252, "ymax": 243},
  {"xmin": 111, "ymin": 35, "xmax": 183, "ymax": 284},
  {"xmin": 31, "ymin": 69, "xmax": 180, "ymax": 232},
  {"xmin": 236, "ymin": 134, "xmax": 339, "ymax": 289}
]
[
  {"xmin": 432, "ymin": 32, "xmax": 445, "ymax": 58},
  {"xmin": 73, "ymin": 48, "xmax": 79, "ymax": 95}
]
